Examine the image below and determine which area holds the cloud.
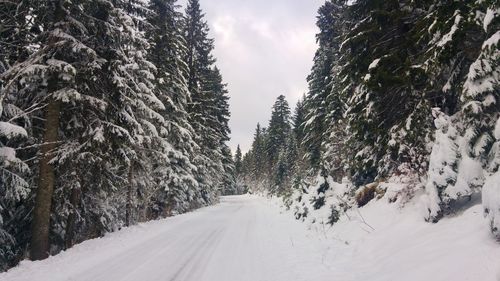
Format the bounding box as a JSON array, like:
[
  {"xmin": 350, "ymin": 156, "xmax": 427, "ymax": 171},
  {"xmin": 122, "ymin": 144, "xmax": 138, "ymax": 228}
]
[{"xmin": 180, "ymin": 0, "xmax": 323, "ymax": 153}]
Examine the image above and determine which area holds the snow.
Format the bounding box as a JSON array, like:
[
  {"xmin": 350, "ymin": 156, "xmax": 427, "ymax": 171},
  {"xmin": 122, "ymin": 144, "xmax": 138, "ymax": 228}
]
[
  {"xmin": 428, "ymin": 18, "xmax": 437, "ymax": 34},
  {"xmin": 368, "ymin": 58, "xmax": 380, "ymax": 70},
  {"xmin": 1, "ymin": 195, "xmax": 499, "ymax": 280},
  {"xmin": 0, "ymin": 147, "xmax": 17, "ymax": 164},
  {"xmin": 483, "ymin": 171, "xmax": 500, "ymax": 238},
  {"xmin": 0, "ymin": 122, "xmax": 28, "ymax": 139},
  {"xmin": 484, "ymin": 8, "xmax": 500, "ymax": 32},
  {"xmin": 424, "ymin": 111, "xmax": 459, "ymax": 218},
  {"xmin": 483, "ymin": 31, "xmax": 500, "ymax": 49},
  {"xmin": 320, "ymin": 198, "xmax": 500, "ymax": 281},
  {"xmin": 284, "ymin": 185, "xmax": 500, "ymax": 281},
  {"xmin": 437, "ymin": 12, "xmax": 462, "ymax": 47},
  {"xmin": 442, "ymin": 80, "xmax": 452, "ymax": 92},
  {"xmin": 495, "ymin": 117, "xmax": 500, "ymax": 139},
  {"xmin": 0, "ymin": 196, "xmax": 334, "ymax": 281},
  {"xmin": 484, "ymin": 118, "xmax": 500, "ymax": 238}
]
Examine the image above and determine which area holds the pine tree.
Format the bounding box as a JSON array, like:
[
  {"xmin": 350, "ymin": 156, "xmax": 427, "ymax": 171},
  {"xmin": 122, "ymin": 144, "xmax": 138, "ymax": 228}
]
[
  {"xmin": 0, "ymin": 0, "xmax": 109, "ymax": 260},
  {"xmin": 0, "ymin": 0, "xmax": 35, "ymax": 73},
  {"xmin": 234, "ymin": 145, "xmax": 243, "ymax": 176},
  {"xmin": 422, "ymin": 0, "xmax": 497, "ymax": 222},
  {"xmin": 250, "ymin": 123, "xmax": 267, "ymax": 188},
  {"xmin": 0, "ymin": 0, "xmax": 34, "ymax": 268},
  {"xmin": 1, "ymin": 0, "xmax": 167, "ymax": 259},
  {"xmin": 220, "ymin": 145, "xmax": 236, "ymax": 195},
  {"xmin": 461, "ymin": 0, "xmax": 500, "ymax": 237},
  {"xmin": 0, "ymin": 96, "xmax": 30, "ymax": 269},
  {"xmin": 302, "ymin": 1, "xmax": 345, "ymax": 172},
  {"xmin": 0, "ymin": 0, "xmax": 233, "ymax": 268},
  {"xmin": 145, "ymin": 0, "xmax": 199, "ymax": 216},
  {"xmin": 266, "ymin": 95, "xmax": 291, "ymax": 163},
  {"xmin": 338, "ymin": 0, "xmax": 437, "ymax": 185},
  {"xmin": 234, "ymin": 145, "xmax": 244, "ymax": 194},
  {"xmin": 183, "ymin": 0, "xmax": 230, "ymax": 205},
  {"xmin": 292, "ymin": 97, "xmax": 306, "ymax": 146},
  {"xmin": 265, "ymin": 95, "xmax": 292, "ymax": 193}
]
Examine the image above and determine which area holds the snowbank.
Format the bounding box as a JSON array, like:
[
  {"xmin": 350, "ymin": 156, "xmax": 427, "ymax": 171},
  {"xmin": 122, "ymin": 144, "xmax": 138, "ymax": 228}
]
[{"xmin": 279, "ymin": 181, "xmax": 500, "ymax": 281}]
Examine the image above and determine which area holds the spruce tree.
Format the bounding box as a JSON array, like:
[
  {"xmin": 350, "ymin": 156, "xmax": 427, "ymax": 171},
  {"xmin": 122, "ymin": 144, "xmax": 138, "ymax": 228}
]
[
  {"xmin": 1, "ymin": 0, "xmax": 166, "ymax": 258},
  {"xmin": 234, "ymin": 145, "xmax": 243, "ymax": 177},
  {"xmin": 0, "ymin": 0, "xmax": 34, "ymax": 268},
  {"xmin": 0, "ymin": 0, "xmax": 233, "ymax": 268},
  {"xmin": 250, "ymin": 123, "xmax": 267, "ymax": 188},
  {"xmin": 0, "ymin": 96, "xmax": 30, "ymax": 269},
  {"xmin": 266, "ymin": 95, "xmax": 291, "ymax": 164},
  {"xmin": 183, "ymin": 0, "xmax": 231, "ymax": 204},
  {"xmin": 422, "ymin": 0, "xmax": 496, "ymax": 222},
  {"xmin": 339, "ymin": 0, "xmax": 436, "ymax": 185},
  {"xmin": 302, "ymin": 1, "xmax": 345, "ymax": 172},
  {"xmin": 0, "ymin": 0, "xmax": 110, "ymax": 260},
  {"xmin": 145, "ymin": 0, "xmax": 199, "ymax": 216},
  {"xmin": 461, "ymin": 0, "xmax": 500, "ymax": 237},
  {"xmin": 220, "ymin": 145, "xmax": 236, "ymax": 195}
]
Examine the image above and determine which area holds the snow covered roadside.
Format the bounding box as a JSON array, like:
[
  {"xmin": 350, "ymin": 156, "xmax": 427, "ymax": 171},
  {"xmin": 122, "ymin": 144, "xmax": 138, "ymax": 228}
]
[{"xmin": 271, "ymin": 191, "xmax": 500, "ymax": 281}]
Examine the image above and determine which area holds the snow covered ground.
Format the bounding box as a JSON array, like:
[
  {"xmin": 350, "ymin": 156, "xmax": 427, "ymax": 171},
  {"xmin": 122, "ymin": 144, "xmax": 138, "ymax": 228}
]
[
  {"xmin": 284, "ymin": 195, "xmax": 500, "ymax": 281},
  {"xmin": 1, "ymin": 195, "xmax": 499, "ymax": 281}
]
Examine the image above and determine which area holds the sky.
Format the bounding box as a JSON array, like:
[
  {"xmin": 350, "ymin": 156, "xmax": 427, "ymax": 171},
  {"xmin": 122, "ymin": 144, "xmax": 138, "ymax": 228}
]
[{"xmin": 181, "ymin": 0, "xmax": 324, "ymax": 153}]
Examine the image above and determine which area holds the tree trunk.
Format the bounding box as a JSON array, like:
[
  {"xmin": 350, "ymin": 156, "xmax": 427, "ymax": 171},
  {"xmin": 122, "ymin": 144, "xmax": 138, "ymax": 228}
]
[
  {"xmin": 64, "ymin": 186, "xmax": 80, "ymax": 249},
  {"xmin": 30, "ymin": 0, "xmax": 65, "ymax": 260},
  {"xmin": 30, "ymin": 97, "xmax": 61, "ymax": 260},
  {"xmin": 125, "ymin": 165, "xmax": 133, "ymax": 227}
]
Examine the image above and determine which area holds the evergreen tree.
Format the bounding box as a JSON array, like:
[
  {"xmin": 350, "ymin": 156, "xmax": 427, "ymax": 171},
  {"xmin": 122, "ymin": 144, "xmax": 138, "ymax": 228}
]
[
  {"xmin": 145, "ymin": 0, "xmax": 199, "ymax": 216},
  {"xmin": 234, "ymin": 145, "xmax": 245, "ymax": 194},
  {"xmin": 0, "ymin": 0, "xmax": 34, "ymax": 268},
  {"xmin": 250, "ymin": 123, "xmax": 266, "ymax": 188},
  {"xmin": 266, "ymin": 95, "xmax": 291, "ymax": 165},
  {"xmin": 264, "ymin": 95, "xmax": 292, "ymax": 193},
  {"xmin": 302, "ymin": 1, "xmax": 344, "ymax": 171},
  {"xmin": 220, "ymin": 145, "xmax": 236, "ymax": 195},
  {"xmin": 461, "ymin": 0, "xmax": 500, "ymax": 237},
  {"xmin": 1, "ymin": 0, "xmax": 166, "ymax": 259},
  {"xmin": 339, "ymin": 0, "xmax": 436, "ymax": 185},
  {"xmin": 0, "ymin": 95, "xmax": 30, "ymax": 270},
  {"xmin": 0, "ymin": 0, "xmax": 233, "ymax": 269},
  {"xmin": 292, "ymin": 96, "xmax": 306, "ymax": 146},
  {"xmin": 183, "ymin": 0, "xmax": 231, "ymax": 204},
  {"xmin": 1, "ymin": 0, "xmax": 110, "ymax": 260},
  {"xmin": 234, "ymin": 145, "xmax": 243, "ymax": 176},
  {"xmin": 422, "ymin": 0, "xmax": 497, "ymax": 222}
]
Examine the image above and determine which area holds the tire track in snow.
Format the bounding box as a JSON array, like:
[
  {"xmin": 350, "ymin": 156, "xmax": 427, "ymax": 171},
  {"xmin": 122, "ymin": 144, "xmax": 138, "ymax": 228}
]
[
  {"xmin": 168, "ymin": 227, "xmax": 226, "ymax": 281},
  {"xmin": 0, "ymin": 196, "xmax": 338, "ymax": 281}
]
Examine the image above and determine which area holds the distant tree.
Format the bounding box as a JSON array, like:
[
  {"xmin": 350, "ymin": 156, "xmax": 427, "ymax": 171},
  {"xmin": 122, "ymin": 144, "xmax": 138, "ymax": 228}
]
[
  {"xmin": 234, "ymin": 145, "xmax": 243, "ymax": 176},
  {"xmin": 266, "ymin": 95, "xmax": 292, "ymax": 164}
]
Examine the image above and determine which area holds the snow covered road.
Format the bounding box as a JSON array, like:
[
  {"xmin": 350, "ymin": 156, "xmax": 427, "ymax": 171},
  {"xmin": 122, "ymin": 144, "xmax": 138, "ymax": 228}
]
[
  {"xmin": 3, "ymin": 195, "xmax": 500, "ymax": 281},
  {"xmin": 0, "ymin": 195, "xmax": 336, "ymax": 281}
]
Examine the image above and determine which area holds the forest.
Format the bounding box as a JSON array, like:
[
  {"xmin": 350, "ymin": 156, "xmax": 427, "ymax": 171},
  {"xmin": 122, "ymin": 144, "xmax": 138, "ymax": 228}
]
[
  {"xmin": 0, "ymin": 0, "xmax": 499, "ymax": 278},
  {"xmin": 0, "ymin": 0, "xmax": 234, "ymax": 269},
  {"xmin": 237, "ymin": 0, "xmax": 500, "ymax": 240}
]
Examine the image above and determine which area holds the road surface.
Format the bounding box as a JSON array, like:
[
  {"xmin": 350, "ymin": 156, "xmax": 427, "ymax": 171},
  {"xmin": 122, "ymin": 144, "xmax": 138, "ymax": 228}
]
[{"xmin": 1, "ymin": 195, "xmax": 336, "ymax": 281}]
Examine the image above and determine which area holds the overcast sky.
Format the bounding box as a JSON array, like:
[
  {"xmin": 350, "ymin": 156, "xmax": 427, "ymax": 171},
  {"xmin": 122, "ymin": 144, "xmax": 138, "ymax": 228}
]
[{"xmin": 181, "ymin": 0, "xmax": 324, "ymax": 152}]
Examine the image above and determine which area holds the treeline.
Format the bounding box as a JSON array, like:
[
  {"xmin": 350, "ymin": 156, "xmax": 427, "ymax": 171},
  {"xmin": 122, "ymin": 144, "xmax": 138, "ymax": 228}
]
[
  {"xmin": 0, "ymin": 0, "xmax": 234, "ymax": 269},
  {"xmin": 241, "ymin": 0, "xmax": 500, "ymax": 238}
]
